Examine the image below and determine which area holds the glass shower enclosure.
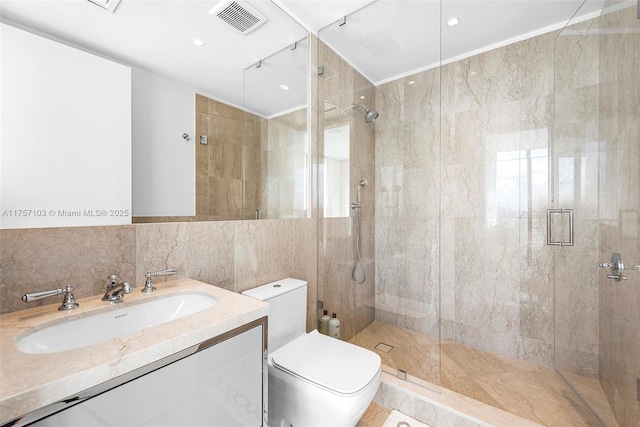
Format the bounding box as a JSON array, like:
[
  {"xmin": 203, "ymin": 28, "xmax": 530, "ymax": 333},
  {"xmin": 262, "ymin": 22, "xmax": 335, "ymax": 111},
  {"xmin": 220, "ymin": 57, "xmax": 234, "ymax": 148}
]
[{"xmin": 315, "ymin": 0, "xmax": 639, "ymax": 425}]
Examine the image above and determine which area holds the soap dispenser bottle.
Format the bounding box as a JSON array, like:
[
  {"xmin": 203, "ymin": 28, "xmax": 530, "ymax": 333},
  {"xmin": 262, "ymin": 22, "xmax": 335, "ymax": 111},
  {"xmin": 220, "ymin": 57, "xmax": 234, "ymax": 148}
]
[
  {"xmin": 328, "ymin": 313, "xmax": 340, "ymax": 339},
  {"xmin": 319, "ymin": 310, "xmax": 330, "ymax": 335}
]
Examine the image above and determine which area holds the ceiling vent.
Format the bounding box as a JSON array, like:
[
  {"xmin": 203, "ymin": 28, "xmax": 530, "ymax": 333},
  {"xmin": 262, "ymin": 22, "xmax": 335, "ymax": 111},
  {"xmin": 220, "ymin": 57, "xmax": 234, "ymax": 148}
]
[
  {"xmin": 86, "ymin": 0, "xmax": 121, "ymax": 13},
  {"xmin": 209, "ymin": 0, "xmax": 268, "ymax": 35}
]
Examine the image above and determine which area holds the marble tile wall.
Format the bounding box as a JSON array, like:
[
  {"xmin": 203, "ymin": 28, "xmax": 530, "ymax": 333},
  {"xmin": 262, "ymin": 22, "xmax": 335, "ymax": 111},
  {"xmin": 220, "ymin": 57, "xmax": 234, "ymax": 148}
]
[
  {"xmin": 316, "ymin": 40, "xmax": 376, "ymax": 341},
  {"xmin": 370, "ymin": 5, "xmax": 637, "ymax": 424},
  {"xmin": 1, "ymin": 226, "xmax": 136, "ymax": 313},
  {"xmin": 595, "ymin": 4, "xmax": 640, "ymax": 426},
  {"xmin": 195, "ymin": 94, "xmax": 263, "ymax": 221},
  {"xmin": 0, "ymin": 218, "xmax": 318, "ymax": 331},
  {"xmin": 440, "ymin": 30, "xmax": 562, "ymax": 368},
  {"xmin": 373, "ymin": 22, "xmax": 605, "ymax": 371},
  {"xmin": 243, "ymin": 111, "xmax": 265, "ymax": 220},
  {"xmin": 553, "ymin": 14, "xmax": 602, "ymax": 378},
  {"xmin": 374, "ymin": 67, "xmax": 441, "ymax": 339},
  {"xmin": 263, "ymin": 108, "xmax": 309, "ymax": 219}
]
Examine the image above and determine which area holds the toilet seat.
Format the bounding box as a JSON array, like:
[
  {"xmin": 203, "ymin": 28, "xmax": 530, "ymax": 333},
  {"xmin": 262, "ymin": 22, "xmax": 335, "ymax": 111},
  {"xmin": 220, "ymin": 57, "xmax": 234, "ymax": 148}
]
[{"xmin": 271, "ymin": 330, "xmax": 381, "ymax": 396}]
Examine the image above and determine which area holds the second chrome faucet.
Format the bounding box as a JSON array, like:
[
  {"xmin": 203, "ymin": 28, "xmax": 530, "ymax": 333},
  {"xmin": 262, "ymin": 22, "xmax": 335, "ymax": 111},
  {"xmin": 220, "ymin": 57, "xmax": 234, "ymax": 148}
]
[
  {"xmin": 102, "ymin": 274, "xmax": 132, "ymax": 302},
  {"xmin": 101, "ymin": 268, "xmax": 176, "ymax": 303}
]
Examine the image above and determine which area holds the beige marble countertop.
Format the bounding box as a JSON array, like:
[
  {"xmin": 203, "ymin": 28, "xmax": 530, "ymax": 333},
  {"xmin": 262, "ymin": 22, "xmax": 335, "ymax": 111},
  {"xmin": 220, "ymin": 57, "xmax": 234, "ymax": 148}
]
[{"xmin": 0, "ymin": 278, "xmax": 269, "ymax": 424}]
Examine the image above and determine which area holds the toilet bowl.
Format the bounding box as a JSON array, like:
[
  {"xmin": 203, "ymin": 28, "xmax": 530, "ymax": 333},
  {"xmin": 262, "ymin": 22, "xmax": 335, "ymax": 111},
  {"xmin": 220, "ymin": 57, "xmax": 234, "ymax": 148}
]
[{"xmin": 242, "ymin": 278, "xmax": 381, "ymax": 427}]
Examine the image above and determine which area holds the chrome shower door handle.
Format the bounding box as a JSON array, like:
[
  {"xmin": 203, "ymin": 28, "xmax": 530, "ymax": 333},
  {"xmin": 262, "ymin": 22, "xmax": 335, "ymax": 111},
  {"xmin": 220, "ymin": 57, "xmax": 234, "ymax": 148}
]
[{"xmin": 547, "ymin": 208, "xmax": 574, "ymax": 246}]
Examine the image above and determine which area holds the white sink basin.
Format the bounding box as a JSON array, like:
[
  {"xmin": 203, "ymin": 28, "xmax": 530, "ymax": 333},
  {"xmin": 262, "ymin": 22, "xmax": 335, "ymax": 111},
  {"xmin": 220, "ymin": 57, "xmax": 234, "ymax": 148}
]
[{"xmin": 16, "ymin": 293, "xmax": 217, "ymax": 354}]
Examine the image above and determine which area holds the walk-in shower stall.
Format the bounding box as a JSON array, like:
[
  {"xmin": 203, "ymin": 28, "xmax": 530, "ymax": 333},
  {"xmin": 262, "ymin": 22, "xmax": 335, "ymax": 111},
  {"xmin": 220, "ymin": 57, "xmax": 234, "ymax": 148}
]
[{"xmin": 315, "ymin": 1, "xmax": 639, "ymax": 425}]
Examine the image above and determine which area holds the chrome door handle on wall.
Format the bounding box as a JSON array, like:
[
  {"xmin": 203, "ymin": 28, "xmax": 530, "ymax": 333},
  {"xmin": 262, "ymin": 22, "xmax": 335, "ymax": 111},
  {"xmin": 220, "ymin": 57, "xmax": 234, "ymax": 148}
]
[
  {"xmin": 599, "ymin": 252, "xmax": 627, "ymax": 281},
  {"xmin": 547, "ymin": 208, "xmax": 574, "ymax": 246}
]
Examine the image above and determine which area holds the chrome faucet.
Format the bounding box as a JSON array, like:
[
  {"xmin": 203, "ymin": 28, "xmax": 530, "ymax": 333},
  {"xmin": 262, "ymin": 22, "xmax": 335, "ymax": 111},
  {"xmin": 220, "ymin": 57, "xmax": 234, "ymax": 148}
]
[
  {"xmin": 22, "ymin": 284, "xmax": 79, "ymax": 311},
  {"xmin": 102, "ymin": 274, "xmax": 132, "ymax": 302},
  {"xmin": 142, "ymin": 268, "xmax": 176, "ymax": 293}
]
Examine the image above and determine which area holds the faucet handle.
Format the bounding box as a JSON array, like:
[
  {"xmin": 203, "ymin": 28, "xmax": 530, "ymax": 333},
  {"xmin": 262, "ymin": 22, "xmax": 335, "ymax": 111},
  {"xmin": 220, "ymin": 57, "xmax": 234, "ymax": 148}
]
[
  {"xmin": 143, "ymin": 268, "xmax": 177, "ymax": 293},
  {"xmin": 22, "ymin": 284, "xmax": 79, "ymax": 311},
  {"xmin": 58, "ymin": 284, "xmax": 80, "ymax": 311},
  {"xmin": 149, "ymin": 268, "xmax": 177, "ymax": 277},
  {"xmin": 107, "ymin": 274, "xmax": 131, "ymax": 293}
]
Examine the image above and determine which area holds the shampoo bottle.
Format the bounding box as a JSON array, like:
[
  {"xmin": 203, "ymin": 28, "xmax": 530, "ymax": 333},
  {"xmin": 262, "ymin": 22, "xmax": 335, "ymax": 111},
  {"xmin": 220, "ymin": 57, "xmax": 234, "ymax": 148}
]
[
  {"xmin": 328, "ymin": 313, "xmax": 340, "ymax": 339},
  {"xmin": 319, "ymin": 310, "xmax": 330, "ymax": 335}
]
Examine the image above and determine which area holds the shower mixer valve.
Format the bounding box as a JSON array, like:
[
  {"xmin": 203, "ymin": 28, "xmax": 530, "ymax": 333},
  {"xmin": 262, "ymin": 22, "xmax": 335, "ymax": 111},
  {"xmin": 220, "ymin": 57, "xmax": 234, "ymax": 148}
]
[{"xmin": 599, "ymin": 252, "xmax": 627, "ymax": 281}]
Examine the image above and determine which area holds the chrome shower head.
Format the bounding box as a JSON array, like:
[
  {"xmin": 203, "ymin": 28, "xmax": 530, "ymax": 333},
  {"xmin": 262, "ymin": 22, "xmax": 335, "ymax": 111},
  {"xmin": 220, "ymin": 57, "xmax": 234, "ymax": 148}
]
[
  {"xmin": 364, "ymin": 109, "xmax": 379, "ymax": 123},
  {"xmin": 350, "ymin": 103, "xmax": 379, "ymax": 123}
]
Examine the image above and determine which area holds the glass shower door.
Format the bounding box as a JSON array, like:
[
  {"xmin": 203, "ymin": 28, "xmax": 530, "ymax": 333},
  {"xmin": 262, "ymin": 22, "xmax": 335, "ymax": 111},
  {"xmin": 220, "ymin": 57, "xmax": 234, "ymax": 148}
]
[{"xmin": 553, "ymin": 1, "xmax": 640, "ymax": 426}]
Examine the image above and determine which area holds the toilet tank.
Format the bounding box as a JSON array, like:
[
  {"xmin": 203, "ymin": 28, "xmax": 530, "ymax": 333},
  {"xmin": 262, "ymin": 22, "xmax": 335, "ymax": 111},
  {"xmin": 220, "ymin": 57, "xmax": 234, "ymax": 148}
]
[{"xmin": 242, "ymin": 278, "xmax": 307, "ymax": 353}]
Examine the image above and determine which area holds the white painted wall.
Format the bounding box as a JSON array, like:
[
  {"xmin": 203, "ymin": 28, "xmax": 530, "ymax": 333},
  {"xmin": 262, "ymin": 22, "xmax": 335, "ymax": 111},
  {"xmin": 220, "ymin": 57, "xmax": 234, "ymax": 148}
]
[
  {"xmin": 0, "ymin": 23, "xmax": 131, "ymax": 229},
  {"xmin": 131, "ymin": 68, "xmax": 195, "ymax": 217}
]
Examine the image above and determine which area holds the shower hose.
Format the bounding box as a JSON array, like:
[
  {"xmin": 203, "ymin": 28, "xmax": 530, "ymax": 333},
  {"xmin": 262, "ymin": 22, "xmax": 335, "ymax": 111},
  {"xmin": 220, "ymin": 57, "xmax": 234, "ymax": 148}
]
[{"xmin": 352, "ymin": 206, "xmax": 366, "ymax": 284}]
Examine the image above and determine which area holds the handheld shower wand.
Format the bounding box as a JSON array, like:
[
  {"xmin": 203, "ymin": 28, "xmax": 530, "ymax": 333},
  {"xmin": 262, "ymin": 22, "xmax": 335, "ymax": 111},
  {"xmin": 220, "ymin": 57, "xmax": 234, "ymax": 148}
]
[
  {"xmin": 352, "ymin": 178, "xmax": 367, "ymax": 209},
  {"xmin": 351, "ymin": 179, "xmax": 368, "ymax": 284}
]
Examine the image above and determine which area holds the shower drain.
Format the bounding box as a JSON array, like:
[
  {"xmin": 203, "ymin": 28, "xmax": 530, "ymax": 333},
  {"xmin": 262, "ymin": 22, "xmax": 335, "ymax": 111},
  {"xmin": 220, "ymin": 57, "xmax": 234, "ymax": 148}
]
[{"xmin": 375, "ymin": 342, "xmax": 393, "ymax": 353}]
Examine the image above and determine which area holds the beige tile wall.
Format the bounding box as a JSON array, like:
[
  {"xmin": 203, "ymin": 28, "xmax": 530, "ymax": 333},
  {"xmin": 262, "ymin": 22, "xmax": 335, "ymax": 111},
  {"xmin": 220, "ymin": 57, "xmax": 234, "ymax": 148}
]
[
  {"xmin": 316, "ymin": 40, "xmax": 377, "ymax": 341},
  {"xmin": 553, "ymin": 14, "xmax": 602, "ymax": 378},
  {"xmin": 374, "ymin": 32, "xmax": 559, "ymax": 367},
  {"xmin": 263, "ymin": 108, "xmax": 309, "ymax": 219},
  {"xmin": 596, "ymin": 4, "xmax": 640, "ymax": 426},
  {"xmin": 375, "ymin": 67, "xmax": 441, "ymax": 339},
  {"xmin": 372, "ymin": 17, "xmax": 608, "ymax": 373},
  {"xmin": 195, "ymin": 94, "xmax": 264, "ymax": 221},
  {"xmin": 0, "ymin": 219, "xmax": 317, "ymax": 330}
]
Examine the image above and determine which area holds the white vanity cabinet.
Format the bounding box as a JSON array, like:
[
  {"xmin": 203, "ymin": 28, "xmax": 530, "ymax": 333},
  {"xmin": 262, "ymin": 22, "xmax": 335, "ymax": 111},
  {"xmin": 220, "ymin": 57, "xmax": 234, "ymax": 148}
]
[{"xmin": 23, "ymin": 318, "xmax": 267, "ymax": 426}]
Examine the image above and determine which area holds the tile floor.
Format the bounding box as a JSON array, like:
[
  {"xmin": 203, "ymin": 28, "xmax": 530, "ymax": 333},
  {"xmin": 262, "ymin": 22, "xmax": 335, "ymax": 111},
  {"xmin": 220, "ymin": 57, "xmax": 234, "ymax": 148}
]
[
  {"xmin": 357, "ymin": 402, "xmax": 391, "ymax": 427},
  {"xmin": 352, "ymin": 321, "xmax": 619, "ymax": 427}
]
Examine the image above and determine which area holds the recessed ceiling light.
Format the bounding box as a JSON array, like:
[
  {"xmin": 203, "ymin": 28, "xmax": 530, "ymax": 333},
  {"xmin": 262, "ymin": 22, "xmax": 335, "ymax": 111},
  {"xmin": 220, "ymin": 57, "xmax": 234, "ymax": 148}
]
[
  {"xmin": 360, "ymin": 95, "xmax": 365, "ymax": 99},
  {"xmin": 280, "ymin": 84, "xmax": 290, "ymax": 91},
  {"xmin": 447, "ymin": 17, "xmax": 460, "ymax": 28},
  {"xmin": 408, "ymin": 80, "xmax": 415, "ymax": 85},
  {"xmin": 193, "ymin": 39, "xmax": 205, "ymax": 47}
]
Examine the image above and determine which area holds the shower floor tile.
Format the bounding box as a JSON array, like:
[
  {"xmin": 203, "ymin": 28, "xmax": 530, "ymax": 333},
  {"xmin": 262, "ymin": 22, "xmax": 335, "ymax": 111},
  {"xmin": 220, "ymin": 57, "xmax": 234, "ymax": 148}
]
[{"xmin": 351, "ymin": 321, "xmax": 620, "ymax": 427}]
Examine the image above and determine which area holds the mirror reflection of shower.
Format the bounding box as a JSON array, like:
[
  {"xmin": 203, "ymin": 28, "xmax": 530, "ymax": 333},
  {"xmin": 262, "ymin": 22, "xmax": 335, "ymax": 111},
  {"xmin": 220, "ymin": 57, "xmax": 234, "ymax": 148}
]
[
  {"xmin": 323, "ymin": 123, "xmax": 350, "ymax": 218},
  {"xmin": 351, "ymin": 178, "xmax": 368, "ymax": 284},
  {"xmin": 350, "ymin": 103, "xmax": 379, "ymax": 123}
]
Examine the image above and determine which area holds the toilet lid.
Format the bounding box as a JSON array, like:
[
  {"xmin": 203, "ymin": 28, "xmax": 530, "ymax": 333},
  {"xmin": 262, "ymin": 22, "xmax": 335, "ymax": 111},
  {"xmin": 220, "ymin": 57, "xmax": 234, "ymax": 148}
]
[{"xmin": 271, "ymin": 330, "xmax": 381, "ymax": 396}]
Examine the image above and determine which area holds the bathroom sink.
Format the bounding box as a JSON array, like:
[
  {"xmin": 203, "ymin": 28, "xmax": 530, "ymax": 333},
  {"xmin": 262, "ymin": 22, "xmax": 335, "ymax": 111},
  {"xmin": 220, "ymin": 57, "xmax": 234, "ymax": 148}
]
[{"xmin": 16, "ymin": 293, "xmax": 217, "ymax": 354}]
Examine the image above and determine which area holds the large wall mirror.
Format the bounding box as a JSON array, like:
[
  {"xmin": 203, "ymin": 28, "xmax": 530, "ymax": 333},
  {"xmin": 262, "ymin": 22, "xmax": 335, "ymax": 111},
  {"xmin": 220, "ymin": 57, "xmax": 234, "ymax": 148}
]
[
  {"xmin": 191, "ymin": 37, "xmax": 310, "ymax": 221},
  {"xmin": 0, "ymin": 0, "xmax": 309, "ymax": 228}
]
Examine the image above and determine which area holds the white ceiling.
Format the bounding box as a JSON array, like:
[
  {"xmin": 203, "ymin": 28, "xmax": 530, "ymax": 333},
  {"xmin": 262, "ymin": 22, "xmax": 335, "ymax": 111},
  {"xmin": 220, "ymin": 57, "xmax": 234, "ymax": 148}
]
[
  {"xmin": 0, "ymin": 0, "xmax": 308, "ymax": 116},
  {"xmin": 285, "ymin": 0, "xmax": 606, "ymax": 85},
  {"xmin": 0, "ymin": 0, "xmax": 608, "ymax": 117}
]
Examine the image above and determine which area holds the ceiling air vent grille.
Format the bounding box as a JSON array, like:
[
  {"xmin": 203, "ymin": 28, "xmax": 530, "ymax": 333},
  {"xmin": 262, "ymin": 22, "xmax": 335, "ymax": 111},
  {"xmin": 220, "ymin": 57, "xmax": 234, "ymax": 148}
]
[{"xmin": 209, "ymin": 0, "xmax": 268, "ymax": 35}]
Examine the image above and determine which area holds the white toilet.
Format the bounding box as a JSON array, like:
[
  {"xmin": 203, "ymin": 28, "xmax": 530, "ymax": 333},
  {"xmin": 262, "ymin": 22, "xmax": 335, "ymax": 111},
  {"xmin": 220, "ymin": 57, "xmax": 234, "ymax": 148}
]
[{"xmin": 242, "ymin": 278, "xmax": 381, "ymax": 427}]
